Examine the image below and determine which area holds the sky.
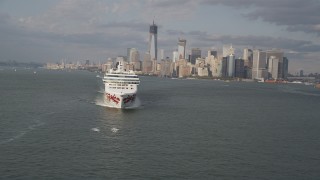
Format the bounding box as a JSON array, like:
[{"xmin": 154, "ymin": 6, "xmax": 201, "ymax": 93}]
[{"xmin": 0, "ymin": 0, "xmax": 320, "ymax": 73}]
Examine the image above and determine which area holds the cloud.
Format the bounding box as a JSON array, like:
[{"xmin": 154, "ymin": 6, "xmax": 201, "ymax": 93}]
[
  {"xmin": 97, "ymin": 21, "xmax": 148, "ymax": 32},
  {"xmin": 16, "ymin": 0, "xmax": 109, "ymax": 34},
  {"xmin": 142, "ymin": 0, "xmax": 199, "ymax": 22},
  {"xmin": 0, "ymin": 11, "xmax": 147, "ymax": 61},
  {"xmin": 149, "ymin": 0, "xmax": 320, "ymax": 35},
  {"xmin": 166, "ymin": 30, "xmax": 185, "ymax": 36},
  {"xmin": 163, "ymin": 28, "xmax": 318, "ymax": 53},
  {"xmin": 201, "ymin": 0, "xmax": 320, "ymax": 35}
]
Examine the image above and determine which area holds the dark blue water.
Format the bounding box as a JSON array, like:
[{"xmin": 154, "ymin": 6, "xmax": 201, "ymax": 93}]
[{"xmin": 1, "ymin": 68, "xmax": 320, "ymax": 179}]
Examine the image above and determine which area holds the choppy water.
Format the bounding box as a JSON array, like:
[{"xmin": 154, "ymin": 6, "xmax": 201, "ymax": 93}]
[{"xmin": 1, "ymin": 68, "xmax": 320, "ymax": 179}]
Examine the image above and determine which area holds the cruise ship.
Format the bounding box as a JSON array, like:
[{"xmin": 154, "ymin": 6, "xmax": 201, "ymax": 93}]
[{"xmin": 102, "ymin": 62, "xmax": 140, "ymax": 109}]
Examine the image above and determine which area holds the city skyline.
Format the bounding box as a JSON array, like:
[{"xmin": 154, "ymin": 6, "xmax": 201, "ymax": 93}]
[{"xmin": 0, "ymin": 0, "xmax": 320, "ymax": 73}]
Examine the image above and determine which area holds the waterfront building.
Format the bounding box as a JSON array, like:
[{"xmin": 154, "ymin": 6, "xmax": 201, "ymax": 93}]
[
  {"xmin": 159, "ymin": 49, "xmax": 164, "ymax": 60},
  {"xmin": 198, "ymin": 67, "xmax": 209, "ymax": 77},
  {"xmin": 188, "ymin": 54, "xmax": 191, "ymax": 63},
  {"xmin": 265, "ymin": 49, "xmax": 285, "ymax": 78},
  {"xmin": 300, "ymin": 70, "xmax": 304, "ymax": 77},
  {"xmin": 205, "ymin": 53, "xmax": 215, "ymax": 71},
  {"xmin": 155, "ymin": 60, "xmax": 161, "ymax": 73},
  {"xmin": 227, "ymin": 54, "xmax": 235, "ymax": 77},
  {"xmin": 160, "ymin": 59, "xmax": 173, "ymax": 77},
  {"xmin": 191, "ymin": 48, "xmax": 201, "ymax": 65},
  {"xmin": 129, "ymin": 48, "xmax": 139, "ymax": 62},
  {"xmin": 125, "ymin": 63, "xmax": 134, "ymax": 71},
  {"xmin": 235, "ymin": 59, "xmax": 245, "ymax": 78},
  {"xmin": 208, "ymin": 50, "xmax": 218, "ymax": 58},
  {"xmin": 46, "ymin": 63, "xmax": 61, "ymax": 70},
  {"xmin": 142, "ymin": 52, "xmax": 153, "ymax": 73},
  {"xmin": 243, "ymin": 48, "xmax": 253, "ymax": 68},
  {"xmin": 282, "ymin": 57, "xmax": 289, "ymax": 79},
  {"xmin": 211, "ymin": 58, "xmax": 223, "ymax": 77},
  {"xmin": 252, "ymin": 49, "xmax": 288, "ymax": 80},
  {"xmin": 173, "ymin": 50, "xmax": 179, "ymax": 62},
  {"xmin": 127, "ymin": 48, "xmax": 132, "ymax": 62},
  {"xmin": 178, "ymin": 65, "xmax": 191, "ymax": 78},
  {"xmin": 175, "ymin": 59, "xmax": 191, "ymax": 77},
  {"xmin": 252, "ymin": 49, "xmax": 267, "ymax": 80},
  {"xmin": 195, "ymin": 57, "xmax": 206, "ymax": 68},
  {"xmin": 102, "ymin": 59, "xmax": 114, "ymax": 72},
  {"xmin": 267, "ymin": 56, "xmax": 279, "ymax": 79},
  {"xmin": 243, "ymin": 48, "xmax": 253, "ymax": 79},
  {"xmin": 132, "ymin": 61, "xmax": 141, "ymax": 71},
  {"xmin": 85, "ymin": 60, "xmax": 90, "ymax": 66},
  {"xmin": 221, "ymin": 57, "xmax": 228, "ymax": 77},
  {"xmin": 178, "ymin": 38, "xmax": 187, "ymax": 59}
]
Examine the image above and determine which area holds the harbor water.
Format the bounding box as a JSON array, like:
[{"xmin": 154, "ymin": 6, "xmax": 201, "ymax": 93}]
[{"xmin": 1, "ymin": 68, "xmax": 320, "ymax": 179}]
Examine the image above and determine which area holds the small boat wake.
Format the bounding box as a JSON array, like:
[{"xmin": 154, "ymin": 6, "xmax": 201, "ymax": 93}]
[
  {"xmin": 0, "ymin": 117, "xmax": 47, "ymax": 145},
  {"xmin": 111, "ymin": 127, "xmax": 119, "ymax": 133},
  {"xmin": 97, "ymin": 90, "xmax": 104, "ymax": 94},
  {"xmin": 90, "ymin": 127, "xmax": 119, "ymax": 133},
  {"xmin": 124, "ymin": 97, "xmax": 141, "ymax": 109},
  {"xmin": 91, "ymin": 127, "xmax": 100, "ymax": 132},
  {"xmin": 280, "ymin": 86, "xmax": 320, "ymax": 97},
  {"xmin": 95, "ymin": 97, "xmax": 115, "ymax": 108}
]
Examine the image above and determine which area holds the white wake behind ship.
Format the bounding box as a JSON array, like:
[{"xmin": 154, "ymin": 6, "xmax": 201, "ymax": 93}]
[{"xmin": 102, "ymin": 62, "xmax": 140, "ymax": 109}]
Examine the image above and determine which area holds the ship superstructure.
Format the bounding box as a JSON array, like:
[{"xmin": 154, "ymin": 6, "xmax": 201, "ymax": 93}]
[{"xmin": 102, "ymin": 62, "xmax": 140, "ymax": 108}]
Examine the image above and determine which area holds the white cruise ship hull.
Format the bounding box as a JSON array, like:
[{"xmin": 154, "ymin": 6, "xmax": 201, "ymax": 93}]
[
  {"xmin": 104, "ymin": 92, "xmax": 137, "ymax": 109},
  {"xmin": 102, "ymin": 61, "xmax": 140, "ymax": 109}
]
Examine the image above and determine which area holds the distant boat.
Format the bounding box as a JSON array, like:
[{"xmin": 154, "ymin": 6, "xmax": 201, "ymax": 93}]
[
  {"xmin": 265, "ymin": 79, "xmax": 287, "ymax": 84},
  {"xmin": 290, "ymin": 81, "xmax": 303, "ymax": 84},
  {"xmin": 254, "ymin": 78, "xmax": 264, "ymax": 83},
  {"xmin": 304, "ymin": 82, "xmax": 314, "ymax": 86}
]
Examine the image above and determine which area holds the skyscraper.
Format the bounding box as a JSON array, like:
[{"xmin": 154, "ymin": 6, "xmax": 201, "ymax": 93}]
[
  {"xmin": 227, "ymin": 54, "xmax": 235, "ymax": 77},
  {"xmin": 235, "ymin": 59, "xmax": 245, "ymax": 78},
  {"xmin": 148, "ymin": 21, "xmax": 158, "ymax": 60},
  {"xmin": 265, "ymin": 50, "xmax": 284, "ymax": 78},
  {"xmin": 282, "ymin": 57, "xmax": 289, "ymax": 79},
  {"xmin": 191, "ymin": 48, "xmax": 201, "ymax": 65},
  {"xmin": 223, "ymin": 45, "xmax": 234, "ymax": 57},
  {"xmin": 267, "ymin": 56, "xmax": 279, "ymax": 79},
  {"xmin": 208, "ymin": 50, "xmax": 218, "ymax": 58},
  {"xmin": 159, "ymin": 49, "xmax": 164, "ymax": 60},
  {"xmin": 178, "ymin": 38, "xmax": 187, "ymax": 59},
  {"xmin": 127, "ymin": 48, "xmax": 133, "ymax": 62},
  {"xmin": 243, "ymin": 48, "xmax": 253, "ymax": 68},
  {"xmin": 173, "ymin": 50, "xmax": 179, "ymax": 62},
  {"xmin": 128, "ymin": 48, "xmax": 138, "ymax": 62},
  {"xmin": 252, "ymin": 50, "xmax": 267, "ymax": 79},
  {"xmin": 130, "ymin": 48, "xmax": 140, "ymax": 62}
]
